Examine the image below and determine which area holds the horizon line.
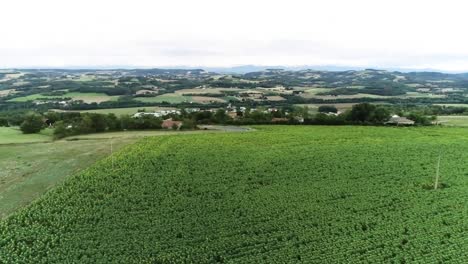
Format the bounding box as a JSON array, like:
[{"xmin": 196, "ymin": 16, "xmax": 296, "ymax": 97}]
[{"xmin": 1, "ymin": 65, "xmax": 467, "ymax": 74}]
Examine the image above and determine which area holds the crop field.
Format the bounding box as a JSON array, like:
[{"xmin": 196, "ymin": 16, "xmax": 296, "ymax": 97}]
[
  {"xmin": 1, "ymin": 126, "xmax": 467, "ymax": 263},
  {"xmin": 0, "ymin": 129, "xmax": 212, "ymax": 218},
  {"xmin": 435, "ymin": 104, "xmax": 468, "ymax": 108},
  {"xmin": 0, "ymin": 127, "xmax": 244, "ymax": 219},
  {"xmin": 135, "ymin": 93, "xmax": 226, "ymax": 104},
  {"xmin": 437, "ymin": 115, "xmax": 468, "ymax": 127},
  {"xmin": 174, "ymin": 88, "xmax": 242, "ymax": 95},
  {"xmin": 0, "ymin": 139, "xmax": 134, "ymax": 219},
  {"xmin": 135, "ymin": 94, "xmax": 192, "ymax": 103},
  {"xmin": 8, "ymin": 92, "xmax": 119, "ymax": 103},
  {"xmin": 304, "ymin": 93, "xmax": 392, "ymax": 100},
  {"xmin": 191, "ymin": 96, "xmax": 227, "ymax": 104},
  {"xmin": 403, "ymin": 92, "xmax": 446, "ymax": 99},
  {"xmin": 299, "ymin": 90, "xmax": 446, "ymax": 100},
  {"xmin": 0, "ymin": 89, "xmax": 16, "ymax": 97},
  {"xmin": 265, "ymin": 95, "xmax": 286, "ymax": 101}
]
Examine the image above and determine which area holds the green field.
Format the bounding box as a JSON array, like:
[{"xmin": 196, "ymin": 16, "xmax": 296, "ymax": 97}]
[
  {"xmin": 1, "ymin": 126, "xmax": 467, "ymax": 263},
  {"xmin": 58, "ymin": 106, "xmax": 176, "ymax": 116},
  {"xmin": 65, "ymin": 129, "xmax": 236, "ymax": 140},
  {"xmin": 437, "ymin": 115, "xmax": 468, "ymax": 127},
  {"xmin": 435, "ymin": 104, "xmax": 468, "ymax": 108},
  {"xmin": 135, "ymin": 94, "xmax": 192, "ymax": 103},
  {"xmin": 8, "ymin": 92, "xmax": 119, "ymax": 103},
  {"xmin": 0, "ymin": 127, "xmax": 53, "ymax": 144},
  {"xmin": 0, "ymin": 139, "xmax": 134, "ymax": 219},
  {"xmin": 0, "ymin": 128, "xmax": 244, "ymax": 219}
]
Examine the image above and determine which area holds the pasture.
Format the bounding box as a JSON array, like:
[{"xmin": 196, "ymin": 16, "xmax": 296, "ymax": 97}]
[
  {"xmin": 174, "ymin": 88, "xmax": 242, "ymax": 95},
  {"xmin": 135, "ymin": 93, "xmax": 226, "ymax": 104},
  {"xmin": 435, "ymin": 103, "xmax": 468, "ymax": 108},
  {"xmin": 191, "ymin": 96, "xmax": 226, "ymax": 103},
  {"xmin": 8, "ymin": 92, "xmax": 119, "ymax": 103},
  {"xmin": 437, "ymin": 115, "xmax": 468, "ymax": 127},
  {"xmin": 135, "ymin": 94, "xmax": 191, "ymax": 103},
  {"xmin": 0, "ymin": 127, "xmax": 52, "ymax": 144},
  {"xmin": 1, "ymin": 126, "xmax": 467, "ymax": 263},
  {"xmin": 0, "ymin": 138, "xmax": 134, "ymax": 219}
]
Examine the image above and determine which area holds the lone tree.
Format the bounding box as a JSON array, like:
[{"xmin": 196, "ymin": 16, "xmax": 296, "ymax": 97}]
[{"xmin": 20, "ymin": 113, "xmax": 44, "ymax": 134}]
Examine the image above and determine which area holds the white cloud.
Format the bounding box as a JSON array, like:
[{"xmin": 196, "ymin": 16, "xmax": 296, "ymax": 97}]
[{"xmin": 1, "ymin": 0, "xmax": 468, "ymax": 71}]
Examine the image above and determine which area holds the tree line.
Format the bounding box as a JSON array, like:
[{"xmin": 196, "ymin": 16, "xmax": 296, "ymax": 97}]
[{"xmin": 0, "ymin": 103, "xmax": 441, "ymax": 139}]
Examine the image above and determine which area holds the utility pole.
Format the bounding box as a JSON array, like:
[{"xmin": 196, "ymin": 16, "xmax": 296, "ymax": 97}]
[
  {"xmin": 434, "ymin": 154, "xmax": 441, "ymax": 190},
  {"xmin": 111, "ymin": 140, "xmax": 114, "ymax": 170}
]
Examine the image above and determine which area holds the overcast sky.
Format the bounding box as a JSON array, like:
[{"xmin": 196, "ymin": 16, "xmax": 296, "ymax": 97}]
[{"xmin": 2, "ymin": 0, "xmax": 468, "ymax": 71}]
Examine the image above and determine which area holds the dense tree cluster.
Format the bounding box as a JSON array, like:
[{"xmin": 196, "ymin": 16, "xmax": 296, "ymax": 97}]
[
  {"xmin": 50, "ymin": 112, "xmax": 194, "ymax": 139},
  {"xmin": 1, "ymin": 102, "xmax": 442, "ymax": 138}
]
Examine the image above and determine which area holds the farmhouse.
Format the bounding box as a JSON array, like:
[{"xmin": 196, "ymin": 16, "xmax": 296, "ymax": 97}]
[
  {"xmin": 295, "ymin": 116, "xmax": 305, "ymax": 123},
  {"xmin": 135, "ymin": 89, "xmax": 158, "ymax": 95},
  {"xmin": 271, "ymin": 117, "xmax": 289, "ymax": 123},
  {"xmin": 227, "ymin": 111, "xmax": 239, "ymax": 119},
  {"xmin": 133, "ymin": 109, "xmax": 181, "ymax": 118},
  {"xmin": 385, "ymin": 115, "xmax": 415, "ymax": 125},
  {"xmin": 162, "ymin": 118, "xmax": 183, "ymax": 129}
]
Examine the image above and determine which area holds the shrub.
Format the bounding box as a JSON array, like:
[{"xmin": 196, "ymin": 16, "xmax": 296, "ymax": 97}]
[{"xmin": 20, "ymin": 113, "xmax": 44, "ymax": 134}]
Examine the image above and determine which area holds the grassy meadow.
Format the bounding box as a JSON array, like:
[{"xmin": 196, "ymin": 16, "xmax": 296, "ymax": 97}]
[
  {"xmin": 135, "ymin": 94, "xmax": 192, "ymax": 103},
  {"xmin": 8, "ymin": 92, "xmax": 119, "ymax": 103},
  {"xmin": 0, "ymin": 139, "xmax": 134, "ymax": 219},
  {"xmin": 437, "ymin": 115, "xmax": 468, "ymax": 127},
  {"xmin": 0, "ymin": 127, "xmax": 53, "ymax": 144}
]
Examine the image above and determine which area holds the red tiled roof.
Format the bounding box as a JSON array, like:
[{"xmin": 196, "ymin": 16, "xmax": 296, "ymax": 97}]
[{"xmin": 162, "ymin": 119, "xmax": 183, "ymax": 129}]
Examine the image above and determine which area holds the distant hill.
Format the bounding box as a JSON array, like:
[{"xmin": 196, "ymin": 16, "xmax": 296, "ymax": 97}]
[{"xmin": 7, "ymin": 65, "xmax": 464, "ymax": 74}]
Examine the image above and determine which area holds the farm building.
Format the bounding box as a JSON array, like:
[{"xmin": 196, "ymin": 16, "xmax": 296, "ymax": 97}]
[
  {"xmin": 135, "ymin": 89, "xmax": 158, "ymax": 95},
  {"xmin": 227, "ymin": 111, "xmax": 239, "ymax": 119},
  {"xmin": 162, "ymin": 118, "xmax": 183, "ymax": 129},
  {"xmin": 133, "ymin": 109, "xmax": 181, "ymax": 118},
  {"xmin": 295, "ymin": 116, "xmax": 305, "ymax": 123},
  {"xmin": 271, "ymin": 117, "xmax": 289, "ymax": 123},
  {"xmin": 385, "ymin": 115, "xmax": 415, "ymax": 125}
]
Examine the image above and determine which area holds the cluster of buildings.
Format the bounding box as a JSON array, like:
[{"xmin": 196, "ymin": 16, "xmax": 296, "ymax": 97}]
[
  {"xmin": 131, "ymin": 108, "xmax": 202, "ymax": 118},
  {"xmin": 132, "ymin": 109, "xmax": 181, "ymax": 118}
]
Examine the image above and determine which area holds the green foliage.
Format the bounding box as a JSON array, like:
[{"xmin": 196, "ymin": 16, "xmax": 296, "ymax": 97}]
[
  {"xmin": 19, "ymin": 113, "xmax": 43, "ymax": 134},
  {"xmin": 214, "ymin": 109, "xmax": 229, "ymax": 123},
  {"xmin": 0, "ymin": 118, "xmax": 9, "ymax": 127},
  {"xmin": 1, "ymin": 126, "xmax": 467, "ymax": 262},
  {"xmin": 53, "ymin": 121, "xmax": 68, "ymax": 139},
  {"xmin": 318, "ymin": 105, "xmax": 338, "ymax": 113},
  {"xmin": 407, "ymin": 112, "xmax": 432, "ymax": 125},
  {"xmin": 347, "ymin": 103, "xmax": 390, "ymax": 123},
  {"xmin": 180, "ymin": 118, "xmax": 197, "ymax": 130}
]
